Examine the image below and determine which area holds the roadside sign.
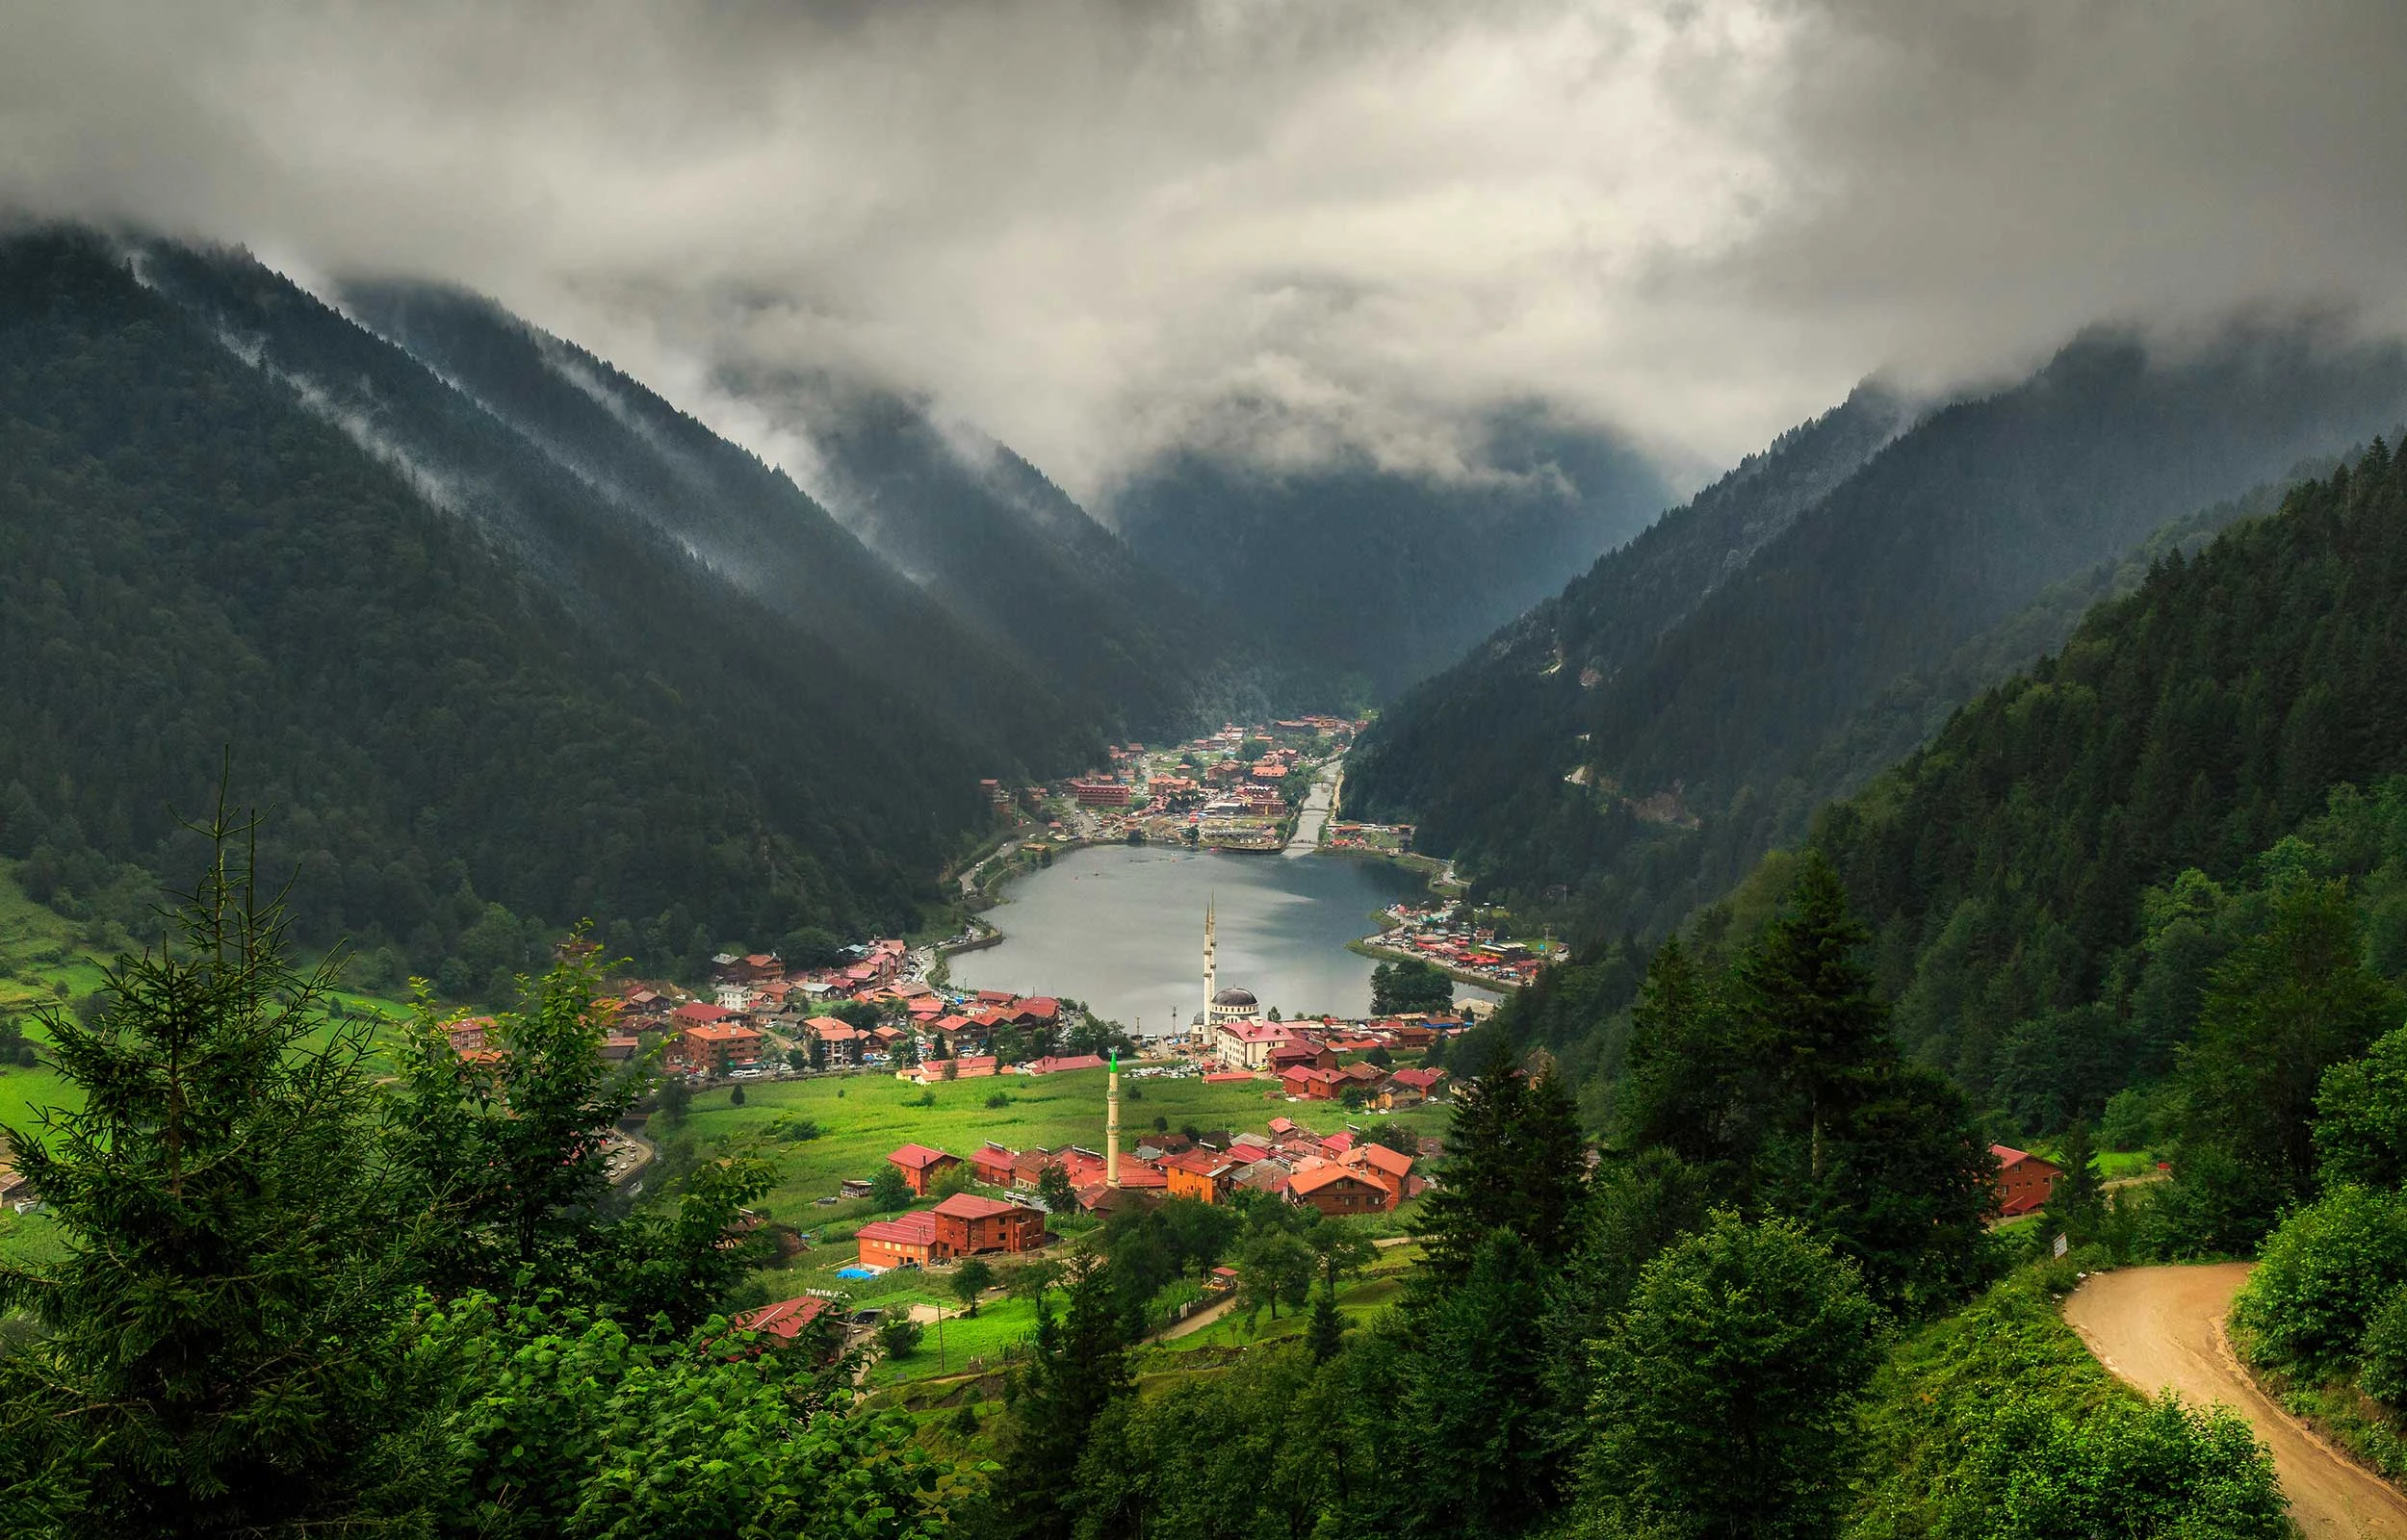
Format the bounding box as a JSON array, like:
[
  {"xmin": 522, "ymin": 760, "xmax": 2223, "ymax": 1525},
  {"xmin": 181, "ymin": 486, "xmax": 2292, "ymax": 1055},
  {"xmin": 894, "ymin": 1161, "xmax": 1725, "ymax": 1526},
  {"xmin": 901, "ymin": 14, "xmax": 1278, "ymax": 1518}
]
[{"xmin": 2052, "ymin": 1232, "xmax": 2069, "ymax": 1258}]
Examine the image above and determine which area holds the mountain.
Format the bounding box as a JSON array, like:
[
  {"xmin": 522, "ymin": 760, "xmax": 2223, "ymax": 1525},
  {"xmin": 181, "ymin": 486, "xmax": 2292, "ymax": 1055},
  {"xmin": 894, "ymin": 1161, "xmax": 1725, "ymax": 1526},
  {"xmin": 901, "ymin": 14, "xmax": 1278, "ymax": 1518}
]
[
  {"xmin": 1813, "ymin": 437, "xmax": 2407, "ymax": 1128},
  {"xmin": 1347, "ymin": 323, "xmax": 2407, "ymax": 938},
  {"xmin": 697, "ymin": 367, "xmax": 1324, "ymax": 738},
  {"xmin": 319, "ymin": 277, "xmax": 1100, "ymax": 766},
  {"xmin": 0, "ymin": 228, "xmax": 1107, "ymax": 988},
  {"xmin": 1106, "ymin": 404, "xmax": 1674, "ymax": 698}
]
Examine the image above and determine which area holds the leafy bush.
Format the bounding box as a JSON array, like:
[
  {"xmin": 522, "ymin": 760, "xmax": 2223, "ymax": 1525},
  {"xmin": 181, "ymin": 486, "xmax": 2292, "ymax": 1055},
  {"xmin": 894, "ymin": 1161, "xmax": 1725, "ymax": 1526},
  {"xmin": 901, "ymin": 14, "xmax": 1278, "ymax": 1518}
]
[
  {"xmin": 1923, "ymin": 1393, "xmax": 2288, "ymax": 1540},
  {"xmin": 867, "ymin": 1167, "xmax": 913, "ymax": 1212},
  {"xmin": 877, "ymin": 1316, "xmax": 924, "ymax": 1359},
  {"xmin": 1851, "ymin": 1268, "xmax": 2287, "ymax": 1540},
  {"xmin": 2233, "ymin": 1185, "xmax": 2407, "ymax": 1375},
  {"xmin": 2359, "ymin": 1290, "xmax": 2407, "ymax": 1404}
]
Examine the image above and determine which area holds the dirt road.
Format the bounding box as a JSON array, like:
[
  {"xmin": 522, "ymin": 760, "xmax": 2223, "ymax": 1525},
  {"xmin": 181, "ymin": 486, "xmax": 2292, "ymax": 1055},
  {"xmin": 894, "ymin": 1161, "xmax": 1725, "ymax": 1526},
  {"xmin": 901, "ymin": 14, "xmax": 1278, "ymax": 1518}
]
[{"xmin": 2065, "ymin": 1264, "xmax": 2407, "ymax": 1538}]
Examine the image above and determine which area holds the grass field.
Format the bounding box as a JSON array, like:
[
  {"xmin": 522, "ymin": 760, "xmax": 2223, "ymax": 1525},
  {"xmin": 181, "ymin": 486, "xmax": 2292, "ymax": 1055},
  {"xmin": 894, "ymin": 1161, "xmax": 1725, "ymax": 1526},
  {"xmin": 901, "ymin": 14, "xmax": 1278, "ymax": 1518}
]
[{"xmin": 656, "ymin": 1066, "xmax": 1454, "ymax": 1231}]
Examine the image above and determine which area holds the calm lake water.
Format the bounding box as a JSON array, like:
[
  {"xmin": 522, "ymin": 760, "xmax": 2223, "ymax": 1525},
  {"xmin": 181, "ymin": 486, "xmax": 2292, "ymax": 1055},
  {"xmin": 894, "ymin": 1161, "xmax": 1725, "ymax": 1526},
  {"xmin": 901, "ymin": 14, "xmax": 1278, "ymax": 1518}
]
[{"xmin": 952, "ymin": 841, "xmax": 1498, "ymax": 1040}]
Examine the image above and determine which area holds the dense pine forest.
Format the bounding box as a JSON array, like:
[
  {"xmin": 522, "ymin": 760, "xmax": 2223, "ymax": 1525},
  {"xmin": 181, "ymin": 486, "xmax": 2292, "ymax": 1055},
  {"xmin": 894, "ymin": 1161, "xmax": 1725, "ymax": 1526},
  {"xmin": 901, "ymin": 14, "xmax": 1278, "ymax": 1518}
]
[
  {"xmin": 1499, "ymin": 440, "xmax": 2407, "ymax": 1198},
  {"xmin": 1347, "ymin": 326, "xmax": 2407, "ymax": 945}
]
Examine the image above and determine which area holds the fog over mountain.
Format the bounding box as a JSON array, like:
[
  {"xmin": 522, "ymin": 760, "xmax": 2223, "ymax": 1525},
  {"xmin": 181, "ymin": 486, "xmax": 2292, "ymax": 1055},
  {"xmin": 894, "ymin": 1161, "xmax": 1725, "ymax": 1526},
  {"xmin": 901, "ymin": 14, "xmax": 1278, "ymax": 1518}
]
[{"xmin": 5, "ymin": 0, "xmax": 2405, "ymax": 512}]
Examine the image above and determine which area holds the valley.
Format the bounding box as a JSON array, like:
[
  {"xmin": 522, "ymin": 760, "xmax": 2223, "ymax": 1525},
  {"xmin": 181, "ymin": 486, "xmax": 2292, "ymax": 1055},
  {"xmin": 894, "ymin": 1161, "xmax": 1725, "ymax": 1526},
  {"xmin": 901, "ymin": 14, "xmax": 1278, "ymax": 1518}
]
[{"xmin": 5, "ymin": 29, "xmax": 2407, "ymax": 1528}]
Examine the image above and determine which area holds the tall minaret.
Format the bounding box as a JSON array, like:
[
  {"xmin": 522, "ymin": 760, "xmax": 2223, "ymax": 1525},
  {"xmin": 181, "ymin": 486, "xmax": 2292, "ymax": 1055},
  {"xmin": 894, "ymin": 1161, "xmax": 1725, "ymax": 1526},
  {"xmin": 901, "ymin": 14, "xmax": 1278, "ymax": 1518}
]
[
  {"xmin": 1203, "ymin": 898, "xmax": 1217, "ymax": 1039},
  {"xmin": 1106, "ymin": 1048, "xmax": 1122, "ymax": 1188}
]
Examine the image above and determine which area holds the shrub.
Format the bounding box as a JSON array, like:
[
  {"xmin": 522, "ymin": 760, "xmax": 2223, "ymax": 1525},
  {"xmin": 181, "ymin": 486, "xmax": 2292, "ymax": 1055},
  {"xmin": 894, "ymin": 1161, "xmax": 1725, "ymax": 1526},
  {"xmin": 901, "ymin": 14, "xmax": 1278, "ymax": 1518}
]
[
  {"xmin": 2360, "ymin": 1290, "xmax": 2407, "ymax": 1404},
  {"xmin": 985, "ymin": 1091, "xmax": 1011, "ymax": 1110},
  {"xmin": 878, "ymin": 1316, "xmax": 924, "ymax": 1359},
  {"xmin": 1930, "ymin": 1392, "xmax": 2288, "ymax": 1540},
  {"xmin": 867, "ymin": 1167, "xmax": 914, "ymax": 1212},
  {"xmin": 2234, "ymin": 1185, "xmax": 2407, "ymax": 1375}
]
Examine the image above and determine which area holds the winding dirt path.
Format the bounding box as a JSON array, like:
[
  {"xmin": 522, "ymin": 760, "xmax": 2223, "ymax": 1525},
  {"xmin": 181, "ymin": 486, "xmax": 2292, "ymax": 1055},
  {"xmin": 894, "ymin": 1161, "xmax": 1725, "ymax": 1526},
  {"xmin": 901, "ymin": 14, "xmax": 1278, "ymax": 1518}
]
[{"xmin": 2064, "ymin": 1264, "xmax": 2407, "ymax": 1538}]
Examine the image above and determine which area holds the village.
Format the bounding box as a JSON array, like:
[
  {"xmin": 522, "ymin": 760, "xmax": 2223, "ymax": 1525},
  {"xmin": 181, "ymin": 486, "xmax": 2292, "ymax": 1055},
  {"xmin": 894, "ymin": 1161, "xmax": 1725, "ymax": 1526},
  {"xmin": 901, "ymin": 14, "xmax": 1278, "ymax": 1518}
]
[
  {"xmin": 1358, "ymin": 899, "xmax": 1566, "ymax": 991},
  {"xmin": 978, "ymin": 714, "xmax": 1362, "ymax": 858},
  {"xmin": 414, "ymin": 706, "xmax": 2056, "ymax": 1383}
]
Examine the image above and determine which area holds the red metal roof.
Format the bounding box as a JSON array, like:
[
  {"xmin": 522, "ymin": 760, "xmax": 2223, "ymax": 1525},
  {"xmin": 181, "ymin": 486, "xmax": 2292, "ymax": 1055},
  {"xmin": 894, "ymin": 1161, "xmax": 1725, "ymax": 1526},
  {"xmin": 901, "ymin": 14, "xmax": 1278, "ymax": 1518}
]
[
  {"xmin": 889, "ymin": 1142, "xmax": 956, "ymax": 1169},
  {"xmin": 933, "ymin": 1192, "xmax": 1038, "ymax": 1219},
  {"xmin": 735, "ymin": 1295, "xmax": 829, "ymax": 1340},
  {"xmin": 857, "ymin": 1211, "xmax": 939, "ymax": 1245}
]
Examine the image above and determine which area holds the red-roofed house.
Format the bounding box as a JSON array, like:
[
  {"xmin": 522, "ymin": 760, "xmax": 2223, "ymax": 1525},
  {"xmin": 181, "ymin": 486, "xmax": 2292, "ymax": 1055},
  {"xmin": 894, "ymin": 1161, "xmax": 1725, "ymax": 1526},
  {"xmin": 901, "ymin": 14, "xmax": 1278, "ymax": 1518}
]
[
  {"xmin": 1012, "ymin": 997, "xmax": 1061, "ymax": 1026},
  {"xmin": 1162, "ymin": 1148, "xmax": 1241, "ymax": 1204},
  {"xmin": 1269, "ymin": 1041, "xmax": 1337, "ymax": 1073},
  {"xmin": 1286, "ymin": 1164, "xmax": 1392, "ymax": 1217},
  {"xmin": 735, "ymin": 1294, "xmax": 830, "ymax": 1345},
  {"xmin": 671, "ymin": 1020, "xmax": 764, "ymax": 1077},
  {"xmin": 1320, "ymin": 1131, "xmax": 1358, "ymax": 1157},
  {"xmin": 1214, "ymin": 1018, "xmax": 1295, "ymax": 1070},
  {"xmin": 911, "ymin": 1054, "xmax": 999, "ymax": 1085},
  {"xmin": 1281, "ymin": 1066, "xmax": 1343, "ymax": 1100},
  {"xmin": 445, "ymin": 1015, "xmax": 496, "ymax": 1054},
  {"xmin": 805, "ymin": 1016, "xmax": 864, "ymax": 1066},
  {"xmin": 970, "ymin": 1142, "xmax": 1019, "ymax": 1187},
  {"xmin": 1380, "ymin": 1066, "xmax": 1448, "ymax": 1109},
  {"xmin": 888, "ymin": 1143, "xmax": 960, "ymax": 1195},
  {"xmin": 1991, "ymin": 1145, "xmax": 2062, "ymax": 1218},
  {"xmin": 932, "ymin": 1193, "xmax": 1048, "ymax": 1256},
  {"xmin": 857, "ymin": 1210, "xmax": 940, "ymax": 1268}
]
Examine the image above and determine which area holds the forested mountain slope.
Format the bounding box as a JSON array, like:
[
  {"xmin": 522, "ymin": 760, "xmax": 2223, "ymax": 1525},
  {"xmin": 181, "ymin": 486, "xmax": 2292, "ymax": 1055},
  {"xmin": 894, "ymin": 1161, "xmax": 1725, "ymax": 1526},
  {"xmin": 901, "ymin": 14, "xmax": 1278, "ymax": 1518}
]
[
  {"xmin": 0, "ymin": 229, "xmax": 1044, "ymax": 988},
  {"xmin": 1350, "ymin": 324, "xmax": 2407, "ymax": 940},
  {"xmin": 1502, "ymin": 437, "xmax": 2407, "ymax": 1154},
  {"xmin": 1344, "ymin": 383, "xmax": 1914, "ymax": 880},
  {"xmin": 321, "ymin": 276, "xmax": 1098, "ymax": 764},
  {"xmin": 1109, "ymin": 404, "xmax": 1673, "ymax": 697},
  {"xmin": 1817, "ymin": 438, "xmax": 2407, "ymax": 1124},
  {"xmin": 701, "ymin": 368, "xmax": 1330, "ymax": 737}
]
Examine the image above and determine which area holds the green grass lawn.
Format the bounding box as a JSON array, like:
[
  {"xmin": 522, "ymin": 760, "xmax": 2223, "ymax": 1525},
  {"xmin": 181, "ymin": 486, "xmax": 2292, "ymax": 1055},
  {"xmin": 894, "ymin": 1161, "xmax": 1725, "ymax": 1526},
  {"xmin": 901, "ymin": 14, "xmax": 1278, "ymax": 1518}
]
[
  {"xmin": 867, "ymin": 1291, "xmax": 1058, "ymax": 1387},
  {"xmin": 657, "ymin": 1067, "xmax": 1452, "ymax": 1228},
  {"xmin": 1152, "ymin": 1243, "xmax": 1422, "ymax": 1354}
]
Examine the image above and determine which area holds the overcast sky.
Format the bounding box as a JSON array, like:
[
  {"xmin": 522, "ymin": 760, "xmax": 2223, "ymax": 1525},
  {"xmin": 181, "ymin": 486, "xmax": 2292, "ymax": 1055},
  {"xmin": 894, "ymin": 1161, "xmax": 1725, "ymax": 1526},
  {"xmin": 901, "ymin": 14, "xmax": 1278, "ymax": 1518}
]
[{"xmin": 5, "ymin": 0, "xmax": 2403, "ymax": 500}]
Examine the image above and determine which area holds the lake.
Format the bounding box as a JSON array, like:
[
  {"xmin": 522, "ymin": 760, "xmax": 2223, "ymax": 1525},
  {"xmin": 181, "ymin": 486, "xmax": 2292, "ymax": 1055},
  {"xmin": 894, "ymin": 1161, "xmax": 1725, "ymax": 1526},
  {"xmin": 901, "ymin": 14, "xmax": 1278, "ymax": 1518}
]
[{"xmin": 951, "ymin": 841, "xmax": 1498, "ymax": 1040}]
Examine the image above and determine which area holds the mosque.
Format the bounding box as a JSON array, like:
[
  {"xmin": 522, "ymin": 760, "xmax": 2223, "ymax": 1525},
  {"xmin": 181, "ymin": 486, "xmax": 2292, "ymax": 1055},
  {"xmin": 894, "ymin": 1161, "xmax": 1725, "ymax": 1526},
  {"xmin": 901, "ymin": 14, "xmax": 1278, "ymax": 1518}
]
[{"xmin": 1200, "ymin": 899, "xmax": 1260, "ymax": 1032}]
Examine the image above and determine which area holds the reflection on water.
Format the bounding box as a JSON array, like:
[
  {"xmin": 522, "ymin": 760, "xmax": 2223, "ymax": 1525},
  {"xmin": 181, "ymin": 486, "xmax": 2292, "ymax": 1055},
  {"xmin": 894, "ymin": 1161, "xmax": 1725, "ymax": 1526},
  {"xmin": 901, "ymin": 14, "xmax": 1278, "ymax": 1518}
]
[{"xmin": 952, "ymin": 843, "xmax": 1496, "ymax": 1040}]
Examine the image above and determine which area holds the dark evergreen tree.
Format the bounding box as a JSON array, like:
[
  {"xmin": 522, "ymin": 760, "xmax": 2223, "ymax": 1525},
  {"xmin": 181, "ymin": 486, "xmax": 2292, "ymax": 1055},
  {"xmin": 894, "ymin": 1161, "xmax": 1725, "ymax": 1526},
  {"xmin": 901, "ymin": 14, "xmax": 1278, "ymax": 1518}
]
[
  {"xmin": 2179, "ymin": 878, "xmax": 2402, "ymax": 1205},
  {"xmin": 987, "ymin": 1256, "xmax": 1132, "ymax": 1540},
  {"xmin": 1393, "ymin": 1233, "xmax": 1558, "ymax": 1540},
  {"xmin": 0, "ymin": 813, "xmax": 447, "ymax": 1536},
  {"xmin": 1582, "ymin": 1213, "xmax": 1884, "ymax": 1540},
  {"xmin": 1307, "ymin": 1265, "xmax": 1346, "ymax": 1364},
  {"xmin": 1737, "ymin": 852, "xmax": 1893, "ymax": 1180},
  {"xmin": 2044, "ymin": 1120, "xmax": 2107, "ymax": 1244},
  {"xmin": 1420, "ymin": 1040, "xmax": 1590, "ymax": 1288},
  {"xmin": 1618, "ymin": 938, "xmax": 1748, "ymax": 1165}
]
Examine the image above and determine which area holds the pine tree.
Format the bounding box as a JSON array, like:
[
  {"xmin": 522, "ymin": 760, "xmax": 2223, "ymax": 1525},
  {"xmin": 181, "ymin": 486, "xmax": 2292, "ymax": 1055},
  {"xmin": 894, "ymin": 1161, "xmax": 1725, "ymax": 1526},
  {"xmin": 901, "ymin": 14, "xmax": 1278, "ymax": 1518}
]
[
  {"xmin": 1737, "ymin": 853, "xmax": 1894, "ymax": 1180},
  {"xmin": 1583, "ymin": 1213, "xmax": 1883, "ymax": 1540},
  {"xmin": 1307, "ymin": 1262, "xmax": 1346, "ymax": 1364},
  {"xmin": 1618, "ymin": 938, "xmax": 1741, "ymax": 1163},
  {"xmin": 990, "ymin": 1255, "xmax": 1131, "ymax": 1540},
  {"xmin": 0, "ymin": 809, "xmax": 447, "ymax": 1535},
  {"xmin": 2045, "ymin": 1120, "xmax": 2107, "ymax": 1244},
  {"xmin": 1420, "ymin": 1039, "xmax": 1590, "ymax": 1289}
]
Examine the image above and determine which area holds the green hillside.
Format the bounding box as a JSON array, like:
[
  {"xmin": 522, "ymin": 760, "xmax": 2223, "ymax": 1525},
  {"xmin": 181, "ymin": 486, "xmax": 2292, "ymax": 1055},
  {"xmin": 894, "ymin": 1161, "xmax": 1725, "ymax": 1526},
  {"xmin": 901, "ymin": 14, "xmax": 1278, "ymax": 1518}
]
[
  {"xmin": 0, "ymin": 229, "xmax": 1110, "ymax": 987},
  {"xmin": 1349, "ymin": 325, "xmax": 2407, "ymax": 945}
]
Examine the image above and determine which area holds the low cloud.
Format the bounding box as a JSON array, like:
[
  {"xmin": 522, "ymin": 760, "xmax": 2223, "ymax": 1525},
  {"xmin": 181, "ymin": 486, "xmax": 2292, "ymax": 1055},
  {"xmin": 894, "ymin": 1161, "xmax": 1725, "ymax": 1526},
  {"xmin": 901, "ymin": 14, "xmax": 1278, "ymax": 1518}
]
[{"xmin": 3, "ymin": 0, "xmax": 2403, "ymax": 501}]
